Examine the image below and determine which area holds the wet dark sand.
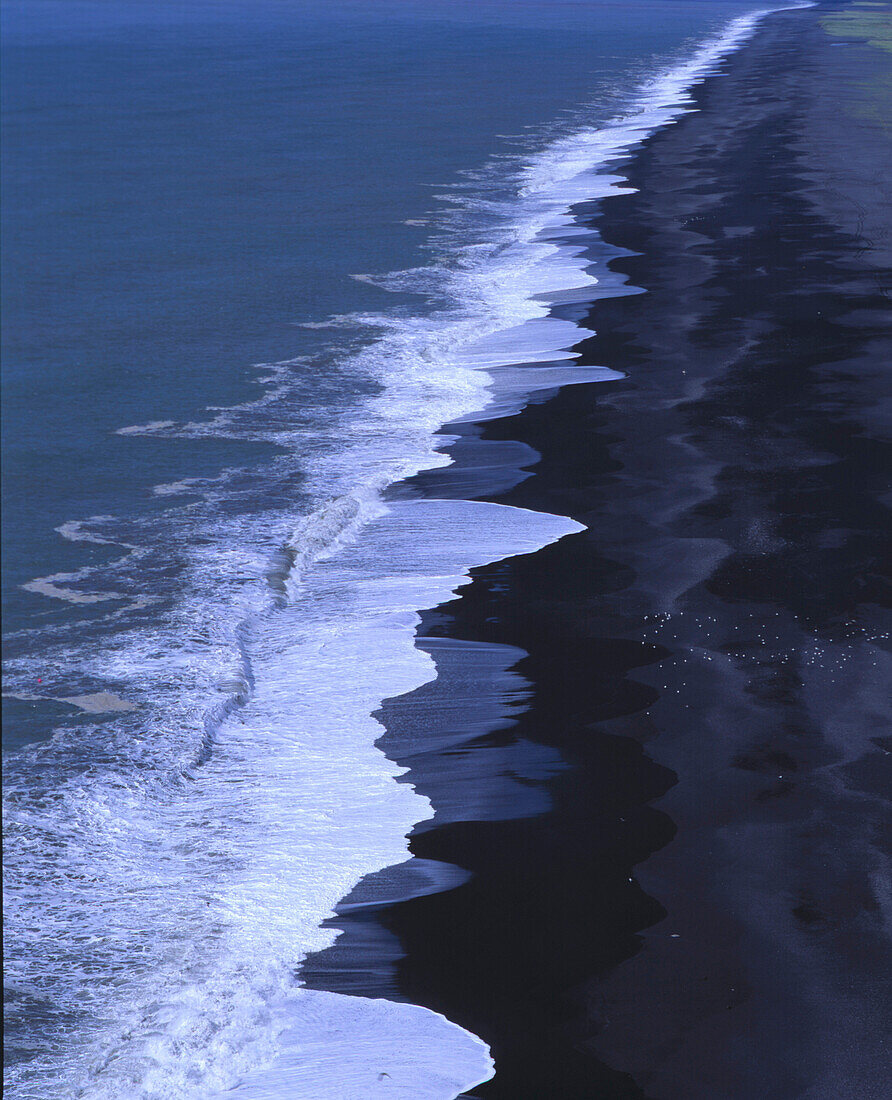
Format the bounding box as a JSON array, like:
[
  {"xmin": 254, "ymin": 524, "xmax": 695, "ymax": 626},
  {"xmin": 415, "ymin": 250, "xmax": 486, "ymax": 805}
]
[{"xmin": 304, "ymin": 5, "xmax": 891, "ymax": 1097}]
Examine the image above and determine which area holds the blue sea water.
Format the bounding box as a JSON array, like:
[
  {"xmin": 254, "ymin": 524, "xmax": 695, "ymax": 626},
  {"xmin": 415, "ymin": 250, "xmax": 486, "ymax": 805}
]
[{"xmin": 2, "ymin": 1, "xmax": 778, "ymax": 1096}]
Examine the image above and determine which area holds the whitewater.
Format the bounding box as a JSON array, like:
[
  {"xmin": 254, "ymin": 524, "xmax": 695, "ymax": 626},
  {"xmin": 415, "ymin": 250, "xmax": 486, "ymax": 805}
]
[{"xmin": 2, "ymin": 7, "xmax": 806, "ymax": 1097}]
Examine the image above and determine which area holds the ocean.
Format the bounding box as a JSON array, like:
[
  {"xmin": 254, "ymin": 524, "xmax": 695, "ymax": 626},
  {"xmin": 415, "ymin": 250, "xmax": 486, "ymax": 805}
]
[{"xmin": 2, "ymin": 2, "xmax": 804, "ymax": 1097}]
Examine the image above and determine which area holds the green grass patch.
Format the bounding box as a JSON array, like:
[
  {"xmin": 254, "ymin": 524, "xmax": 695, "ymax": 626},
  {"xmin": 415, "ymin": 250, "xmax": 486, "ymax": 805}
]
[{"xmin": 821, "ymin": 1, "xmax": 892, "ymax": 53}]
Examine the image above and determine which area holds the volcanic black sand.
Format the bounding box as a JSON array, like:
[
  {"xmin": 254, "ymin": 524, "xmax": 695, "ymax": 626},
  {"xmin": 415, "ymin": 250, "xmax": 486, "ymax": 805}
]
[{"xmin": 303, "ymin": 3, "xmax": 891, "ymax": 1097}]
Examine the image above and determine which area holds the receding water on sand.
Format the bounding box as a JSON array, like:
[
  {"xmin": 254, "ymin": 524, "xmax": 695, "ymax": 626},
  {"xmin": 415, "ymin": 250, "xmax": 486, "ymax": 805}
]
[{"xmin": 2, "ymin": 2, "xmax": 823, "ymax": 1097}]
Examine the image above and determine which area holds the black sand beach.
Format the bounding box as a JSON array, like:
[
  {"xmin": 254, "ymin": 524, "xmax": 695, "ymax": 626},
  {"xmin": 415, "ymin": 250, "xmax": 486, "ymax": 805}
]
[{"xmin": 304, "ymin": 4, "xmax": 891, "ymax": 1096}]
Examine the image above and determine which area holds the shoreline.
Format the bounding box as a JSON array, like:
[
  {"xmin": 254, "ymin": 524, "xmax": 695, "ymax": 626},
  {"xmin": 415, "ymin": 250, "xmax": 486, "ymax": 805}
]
[
  {"xmin": 4, "ymin": 7, "xmax": 811, "ymax": 1097},
  {"xmin": 303, "ymin": 3, "xmax": 891, "ymax": 1096}
]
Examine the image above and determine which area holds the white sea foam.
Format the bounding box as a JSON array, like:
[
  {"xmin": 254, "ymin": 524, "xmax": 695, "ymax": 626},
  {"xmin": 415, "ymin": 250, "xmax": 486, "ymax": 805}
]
[
  {"xmin": 209, "ymin": 992, "xmax": 494, "ymax": 1100},
  {"xmin": 116, "ymin": 419, "xmax": 176, "ymax": 436},
  {"xmin": 152, "ymin": 478, "xmax": 207, "ymax": 497},
  {"xmin": 5, "ymin": 502, "xmax": 578, "ymax": 1099},
  {"xmin": 4, "ymin": 6, "xmax": 809, "ymax": 1098}
]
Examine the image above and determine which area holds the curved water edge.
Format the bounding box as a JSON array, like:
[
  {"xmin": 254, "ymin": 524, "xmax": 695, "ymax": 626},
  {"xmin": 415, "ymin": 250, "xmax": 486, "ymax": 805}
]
[
  {"xmin": 208, "ymin": 992, "xmax": 496, "ymax": 1100},
  {"xmin": 3, "ymin": 5, "xmax": 812, "ymax": 1098}
]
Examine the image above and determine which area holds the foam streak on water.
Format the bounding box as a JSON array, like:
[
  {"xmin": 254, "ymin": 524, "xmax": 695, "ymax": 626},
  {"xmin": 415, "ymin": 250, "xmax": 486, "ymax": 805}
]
[{"xmin": 3, "ymin": 7, "xmax": 807, "ymax": 1098}]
